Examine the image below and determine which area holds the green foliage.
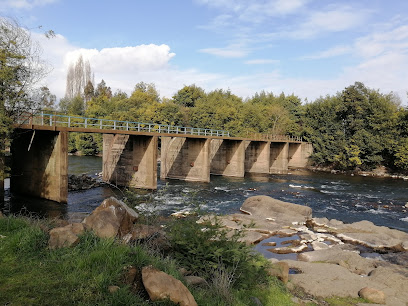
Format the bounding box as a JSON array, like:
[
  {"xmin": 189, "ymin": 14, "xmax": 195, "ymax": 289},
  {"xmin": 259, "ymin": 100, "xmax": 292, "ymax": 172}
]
[
  {"xmin": 173, "ymin": 84, "xmax": 205, "ymax": 107},
  {"xmin": 167, "ymin": 214, "xmax": 269, "ymax": 289},
  {"xmin": 302, "ymin": 82, "xmax": 403, "ymax": 171}
]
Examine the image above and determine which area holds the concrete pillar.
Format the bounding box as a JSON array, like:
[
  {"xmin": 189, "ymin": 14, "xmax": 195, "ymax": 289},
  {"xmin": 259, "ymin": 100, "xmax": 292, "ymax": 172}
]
[
  {"xmin": 11, "ymin": 130, "xmax": 68, "ymax": 203},
  {"xmin": 288, "ymin": 142, "xmax": 313, "ymax": 168},
  {"xmin": 160, "ymin": 136, "xmax": 210, "ymax": 182},
  {"xmin": 210, "ymin": 139, "xmax": 245, "ymax": 177},
  {"xmin": 270, "ymin": 142, "xmax": 289, "ymax": 174},
  {"xmin": 244, "ymin": 141, "xmax": 270, "ymax": 174},
  {"xmin": 103, "ymin": 134, "xmax": 157, "ymax": 189},
  {"xmin": 0, "ymin": 152, "xmax": 3, "ymax": 205}
]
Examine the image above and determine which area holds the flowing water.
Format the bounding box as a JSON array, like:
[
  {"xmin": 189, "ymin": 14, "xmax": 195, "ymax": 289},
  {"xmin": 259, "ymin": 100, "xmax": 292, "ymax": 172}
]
[{"xmin": 2, "ymin": 155, "xmax": 408, "ymax": 233}]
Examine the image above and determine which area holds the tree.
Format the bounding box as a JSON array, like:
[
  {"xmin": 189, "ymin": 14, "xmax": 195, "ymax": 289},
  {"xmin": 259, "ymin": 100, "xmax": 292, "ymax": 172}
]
[
  {"xmin": 39, "ymin": 86, "xmax": 56, "ymax": 110},
  {"xmin": 94, "ymin": 79, "xmax": 112, "ymax": 99},
  {"xmin": 65, "ymin": 55, "xmax": 93, "ymax": 100},
  {"xmin": 0, "ymin": 18, "xmax": 48, "ymax": 116},
  {"xmin": 84, "ymin": 80, "xmax": 94, "ymax": 102},
  {"xmin": 0, "ymin": 17, "xmax": 50, "ymax": 183},
  {"xmin": 172, "ymin": 84, "xmax": 205, "ymax": 107}
]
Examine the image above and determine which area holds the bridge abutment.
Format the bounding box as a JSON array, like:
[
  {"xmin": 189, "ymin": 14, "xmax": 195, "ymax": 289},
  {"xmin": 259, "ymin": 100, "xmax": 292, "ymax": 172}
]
[
  {"xmin": 210, "ymin": 139, "xmax": 245, "ymax": 177},
  {"xmin": 11, "ymin": 129, "xmax": 68, "ymax": 203},
  {"xmin": 160, "ymin": 137, "xmax": 210, "ymax": 182},
  {"xmin": 103, "ymin": 134, "xmax": 158, "ymax": 189}
]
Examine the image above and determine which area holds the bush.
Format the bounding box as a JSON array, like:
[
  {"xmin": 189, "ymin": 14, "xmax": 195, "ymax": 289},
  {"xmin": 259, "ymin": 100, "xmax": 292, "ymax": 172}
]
[{"xmin": 167, "ymin": 215, "xmax": 269, "ymax": 290}]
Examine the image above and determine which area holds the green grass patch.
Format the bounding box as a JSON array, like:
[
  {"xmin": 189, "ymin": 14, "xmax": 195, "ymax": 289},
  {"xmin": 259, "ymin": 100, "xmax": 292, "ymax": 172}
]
[{"xmin": 0, "ymin": 215, "xmax": 296, "ymax": 305}]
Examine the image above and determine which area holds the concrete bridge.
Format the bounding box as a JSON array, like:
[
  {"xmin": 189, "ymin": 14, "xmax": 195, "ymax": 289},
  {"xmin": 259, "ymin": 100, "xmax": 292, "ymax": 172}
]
[{"xmin": 9, "ymin": 112, "xmax": 312, "ymax": 203}]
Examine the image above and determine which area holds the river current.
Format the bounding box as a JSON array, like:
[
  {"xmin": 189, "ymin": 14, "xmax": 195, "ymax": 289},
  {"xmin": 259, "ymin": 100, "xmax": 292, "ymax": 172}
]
[{"xmin": 2, "ymin": 155, "xmax": 408, "ymax": 233}]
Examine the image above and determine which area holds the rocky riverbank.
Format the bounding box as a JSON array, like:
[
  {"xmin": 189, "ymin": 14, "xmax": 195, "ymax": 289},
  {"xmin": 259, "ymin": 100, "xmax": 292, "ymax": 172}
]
[
  {"xmin": 307, "ymin": 165, "xmax": 408, "ymax": 181},
  {"xmin": 214, "ymin": 195, "xmax": 408, "ymax": 305}
]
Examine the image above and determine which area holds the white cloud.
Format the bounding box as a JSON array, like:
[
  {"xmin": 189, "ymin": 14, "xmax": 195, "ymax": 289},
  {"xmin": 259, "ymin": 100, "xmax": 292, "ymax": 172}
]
[
  {"xmin": 300, "ymin": 45, "xmax": 352, "ymax": 60},
  {"xmin": 290, "ymin": 7, "xmax": 367, "ymax": 39},
  {"xmin": 65, "ymin": 45, "xmax": 175, "ymax": 73},
  {"xmin": 0, "ymin": 0, "xmax": 57, "ymax": 10},
  {"xmin": 354, "ymin": 25, "xmax": 408, "ymax": 58},
  {"xmin": 33, "ymin": 33, "xmax": 177, "ymax": 99},
  {"xmin": 197, "ymin": 0, "xmax": 307, "ymax": 19},
  {"xmin": 244, "ymin": 59, "xmax": 279, "ymax": 65},
  {"xmin": 199, "ymin": 44, "xmax": 249, "ymax": 58}
]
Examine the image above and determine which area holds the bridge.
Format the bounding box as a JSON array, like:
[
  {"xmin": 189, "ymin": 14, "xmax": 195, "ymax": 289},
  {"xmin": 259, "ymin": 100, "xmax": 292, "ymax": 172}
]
[{"xmin": 8, "ymin": 111, "xmax": 312, "ymax": 203}]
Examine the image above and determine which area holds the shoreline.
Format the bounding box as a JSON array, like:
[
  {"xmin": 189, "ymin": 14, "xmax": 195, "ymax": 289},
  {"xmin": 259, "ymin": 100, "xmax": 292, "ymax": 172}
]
[{"xmin": 305, "ymin": 165, "xmax": 408, "ymax": 181}]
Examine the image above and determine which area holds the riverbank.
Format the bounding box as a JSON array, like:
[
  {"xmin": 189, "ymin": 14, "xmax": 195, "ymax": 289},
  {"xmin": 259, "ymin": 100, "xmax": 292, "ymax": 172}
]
[
  {"xmin": 307, "ymin": 165, "xmax": 408, "ymax": 181},
  {"xmin": 0, "ymin": 202, "xmax": 294, "ymax": 306}
]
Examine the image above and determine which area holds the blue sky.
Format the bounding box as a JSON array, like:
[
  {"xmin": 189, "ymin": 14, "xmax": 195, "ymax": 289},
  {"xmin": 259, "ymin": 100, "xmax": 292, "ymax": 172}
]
[{"xmin": 2, "ymin": 0, "xmax": 408, "ymax": 104}]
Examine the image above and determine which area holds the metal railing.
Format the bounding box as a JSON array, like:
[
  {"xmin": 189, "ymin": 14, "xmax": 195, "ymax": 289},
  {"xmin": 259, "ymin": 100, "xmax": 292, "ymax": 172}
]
[
  {"xmin": 16, "ymin": 111, "xmax": 231, "ymax": 137},
  {"xmin": 246, "ymin": 132, "xmax": 303, "ymax": 142}
]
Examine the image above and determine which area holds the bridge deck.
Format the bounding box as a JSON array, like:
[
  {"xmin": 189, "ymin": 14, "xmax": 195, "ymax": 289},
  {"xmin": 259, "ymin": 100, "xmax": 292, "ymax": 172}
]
[{"xmin": 15, "ymin": 112, "xmax": 303, "ymax": 143}]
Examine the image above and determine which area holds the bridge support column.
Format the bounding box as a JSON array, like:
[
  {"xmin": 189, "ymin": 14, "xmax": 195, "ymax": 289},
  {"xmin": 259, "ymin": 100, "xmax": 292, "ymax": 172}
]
[
  {"xmin": 210, "ymin": 139, "xmax": 244, "ymax": 177},
  {"xmin": 244, "ymin": 141, "xmax": 270, "ymax": 174},
  {"xmin": 270, "ymin": 142, "xmax": 289, "ymax": 174},
  {"xmin": 103, "ymin": 134, "xmax": 158, "ymax": 189},
  {"xmin": 0, "ymin": 149, "xmax": 3, "ymax": 205},
  {"xmin": 11, "ymin": 130, "xmax": 68, "ymax": 203},
  {"xmin": 288, "ymin": 143, "xmax": 313, "ymax": 168},
  {"xmin": 160, "ymin": 137, "xmax": 210, "ymax": 182}
]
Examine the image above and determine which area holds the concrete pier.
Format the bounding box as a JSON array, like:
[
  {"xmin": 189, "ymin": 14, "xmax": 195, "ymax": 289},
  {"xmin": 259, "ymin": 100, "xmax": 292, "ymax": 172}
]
[
  {"xmin": 244, "ymin": 141, "xmax": 270, "ymax": 174},
  {"xmin": 161, "ymin": 137, "xmax": 210, "ymax": 182},
  {"xmin": 0, "ymin": 152, "xmax": 3, "ymax": 205},
  {"xmin": 11, "ymin": 129, "xmax": 68, "ymax": 203},
  {"xmin": 103, "ymin": 134, "xmax": 158, "ymax": 189},
  {"xmin": 288, "ymin": 143, "xmax": 313, "ymax": 168},
  {"xmin": 210, "ymin": 139, "xmax": 245, "ymax": 177},
  {"xmin": 270, "ymin": 142, "xmax": 289, "ymax": 174}
]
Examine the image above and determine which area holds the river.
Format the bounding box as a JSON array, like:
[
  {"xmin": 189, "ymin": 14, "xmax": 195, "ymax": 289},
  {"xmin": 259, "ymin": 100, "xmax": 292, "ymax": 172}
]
[{"xmin": 2, "ymin": 155, "xmax": 408, "ymax": 233}]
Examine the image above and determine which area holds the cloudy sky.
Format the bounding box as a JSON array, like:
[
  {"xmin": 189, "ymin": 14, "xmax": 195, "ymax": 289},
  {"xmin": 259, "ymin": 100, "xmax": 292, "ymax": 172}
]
[{"xmin": 2, "ymin": 0, "xmax": 408, "ymax": 104}]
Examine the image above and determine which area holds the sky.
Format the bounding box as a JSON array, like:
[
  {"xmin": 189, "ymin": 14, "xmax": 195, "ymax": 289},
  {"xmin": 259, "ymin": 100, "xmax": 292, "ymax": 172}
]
[{"xmin": 1, "ymin": 0, "xmax": 408, "ymax": 104}]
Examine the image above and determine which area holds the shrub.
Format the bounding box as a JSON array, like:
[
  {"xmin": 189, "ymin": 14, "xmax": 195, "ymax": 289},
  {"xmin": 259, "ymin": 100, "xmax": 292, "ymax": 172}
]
[{"xmin": 167, "ymin": 215, "xmax": 269, "ymax": 290}]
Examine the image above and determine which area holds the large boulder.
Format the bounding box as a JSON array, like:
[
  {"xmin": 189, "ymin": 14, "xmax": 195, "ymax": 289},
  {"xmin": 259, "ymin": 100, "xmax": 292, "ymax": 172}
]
[
  {"xmin": 48, "ymin": 223, "xmax": 86, "ymax": 249},
  {"xmin": 359, "ymin": 287, "xmax": 386, "ymax": 304},
  {"xmin": 83, "ymin": 197, "xmax": 138, "ymax": 238},
  {"xmin": 240, "ymin": 196, "xmax": 312, "ymax": 223},
  {"xmin": 216, "ymin": 196, "xmax": 312, "ymax": 244},
  {"xmin": 142, "ymin": 266, "xmax": 197, "ymax": 306}
]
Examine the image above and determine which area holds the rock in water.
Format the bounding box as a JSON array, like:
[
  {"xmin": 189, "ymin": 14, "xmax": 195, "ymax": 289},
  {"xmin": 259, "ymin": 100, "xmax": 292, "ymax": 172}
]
[
  {"xmin": 240, "ymin": 195, "xmax": 312, "ymax": 223},
  {"xmin": 142, "ymin": 266, "xmax": 197, "ymax": 306},
  {"xmin": 83, "ymin": 197, "xmax": 138, "ymax": 238}
]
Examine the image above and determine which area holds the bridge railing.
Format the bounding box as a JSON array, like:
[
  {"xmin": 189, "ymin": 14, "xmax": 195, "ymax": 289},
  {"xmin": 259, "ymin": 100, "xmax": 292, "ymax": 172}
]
[
  {"xmin": 16, "ymin": 111, "xmax": 231, "ymax": 137},
  {"xmin": 246, "ymin": 132, "xmax": 303, "ymax": 142}
]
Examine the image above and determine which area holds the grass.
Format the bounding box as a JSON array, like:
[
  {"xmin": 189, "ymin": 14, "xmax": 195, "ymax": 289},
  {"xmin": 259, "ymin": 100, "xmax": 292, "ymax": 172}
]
[{"xmin": 0, "ymin": 215, "xmax": 296, "ymax": 305}]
